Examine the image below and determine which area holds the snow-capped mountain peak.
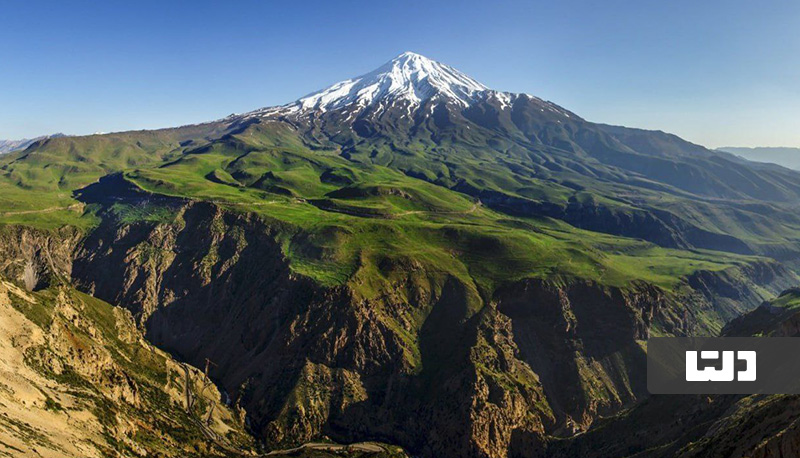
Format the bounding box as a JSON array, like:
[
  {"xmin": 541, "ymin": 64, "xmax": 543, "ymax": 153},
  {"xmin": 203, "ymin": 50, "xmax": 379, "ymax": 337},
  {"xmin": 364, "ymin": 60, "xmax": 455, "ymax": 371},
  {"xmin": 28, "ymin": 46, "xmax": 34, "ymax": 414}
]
[
  {"xmin": 234, "ymin": 52, "xmax": 576, "ymax": 123},
  {"xmin": 292, "ymin": 52, "xmax": 488, "ymax": 113}
]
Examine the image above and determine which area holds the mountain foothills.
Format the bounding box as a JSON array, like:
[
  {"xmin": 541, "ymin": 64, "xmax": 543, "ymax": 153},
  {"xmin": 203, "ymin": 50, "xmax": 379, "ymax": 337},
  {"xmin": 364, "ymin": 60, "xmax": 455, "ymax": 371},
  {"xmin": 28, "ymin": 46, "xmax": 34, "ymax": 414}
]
[
  {"xmin": 718, "ymin": 146, "xmax": 800, "ymax": 171},
  {"xmin": 2, "ymin": 52, "xmax": 800, "ymax": 457}
]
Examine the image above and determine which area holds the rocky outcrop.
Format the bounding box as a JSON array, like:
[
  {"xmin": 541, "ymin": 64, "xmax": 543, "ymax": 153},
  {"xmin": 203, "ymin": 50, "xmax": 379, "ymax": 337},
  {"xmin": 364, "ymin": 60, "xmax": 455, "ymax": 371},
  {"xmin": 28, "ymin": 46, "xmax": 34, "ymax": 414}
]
[
  {"xmin": 494, "ymin": 279, "xmax": 662, "ymax": 438},
  {"xmin": 0, "ymin": 225, "xmax": 80, "ymax": 289},
  {"xmin": 71, "ymin": 202, "xmax": 417, "ymax": 446},
  {"xmin": 63, "ymin": 203, "xmax": 575, "ymax": 455},
  {"xmin": 546, "ymin": 286, "xmax": 800, "ymax": 458},
  {"xmin": 683, "ymin": 261, "xmax": 797, "ymax": 326},
  {"xmin": 678, "ymin": 395, "xmax": 800, "ymax": 458}
]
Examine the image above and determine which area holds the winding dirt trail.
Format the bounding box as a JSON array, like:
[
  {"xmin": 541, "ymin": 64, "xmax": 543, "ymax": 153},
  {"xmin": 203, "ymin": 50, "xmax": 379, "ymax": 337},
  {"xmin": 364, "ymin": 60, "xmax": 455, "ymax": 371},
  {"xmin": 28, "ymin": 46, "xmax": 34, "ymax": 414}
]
[
  {"xmin": 394, "ymin": 201, "xmax": 481, "ymax": 218},
  {"xmin": 265, "ymin": 441, "xmax": 386, "ymax": 456},
  {"xmin": 0, "ymin": 203, "xmax": 82, "ymax": 217}
]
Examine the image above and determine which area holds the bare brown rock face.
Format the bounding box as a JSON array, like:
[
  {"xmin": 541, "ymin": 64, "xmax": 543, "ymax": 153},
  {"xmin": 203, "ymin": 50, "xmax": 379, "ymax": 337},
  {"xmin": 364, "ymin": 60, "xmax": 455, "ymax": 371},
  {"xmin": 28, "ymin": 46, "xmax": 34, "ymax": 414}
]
[
  {"xmin": 0, "ymin": 277, "xmax": 253, "ymax": 457},
  {"xmin": 494, "ymin": 279, "xmax": 662, "ymax": 437},
  {"xmin": 0, "ymin": 225, "xmax": 81, "ymax": 289},
  {"xmin": 71, "ymin": 203, "xmax": 543, "ymax": 456}
]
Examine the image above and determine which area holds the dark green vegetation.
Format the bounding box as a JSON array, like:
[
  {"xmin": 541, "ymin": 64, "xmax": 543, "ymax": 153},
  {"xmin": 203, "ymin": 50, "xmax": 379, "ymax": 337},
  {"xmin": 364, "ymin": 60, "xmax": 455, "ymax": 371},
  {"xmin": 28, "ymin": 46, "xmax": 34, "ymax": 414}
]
[{"xmin": 3, "ymin": 57, "xmax": 800, "ymax": 457}]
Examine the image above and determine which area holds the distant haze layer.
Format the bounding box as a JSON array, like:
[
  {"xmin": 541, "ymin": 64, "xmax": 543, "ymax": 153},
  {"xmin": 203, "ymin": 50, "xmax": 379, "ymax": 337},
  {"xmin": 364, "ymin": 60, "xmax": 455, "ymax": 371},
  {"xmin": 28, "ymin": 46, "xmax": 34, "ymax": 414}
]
[{"xmin": 718, "ymin": 147, "xmax": 800, "ymax": 171}]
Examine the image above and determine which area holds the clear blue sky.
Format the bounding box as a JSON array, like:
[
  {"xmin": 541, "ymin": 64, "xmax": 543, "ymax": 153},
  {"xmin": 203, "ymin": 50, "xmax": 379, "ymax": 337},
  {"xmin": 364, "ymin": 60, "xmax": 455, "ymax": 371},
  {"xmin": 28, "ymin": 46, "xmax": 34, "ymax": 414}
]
[{"xmin": 2, "ymin": 0, "xmax": 798, "ymax": 147}]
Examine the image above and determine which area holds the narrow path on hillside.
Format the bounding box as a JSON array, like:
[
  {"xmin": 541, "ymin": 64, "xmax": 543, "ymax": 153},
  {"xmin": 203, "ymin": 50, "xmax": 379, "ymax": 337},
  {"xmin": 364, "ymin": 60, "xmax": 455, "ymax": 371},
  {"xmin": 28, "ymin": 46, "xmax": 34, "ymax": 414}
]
[
  {"xmin": 394, "ymin": 200, "xmax": 481, "ymax": 218},
  {"xmin": 205, "ymin": 197, "xmax": 306, "ymax": 206},
  {"xmin": 264, "ymin": 441, "xmax": 386, "ymax": 456},
  {"xmin": 0, "ymin": 203, "xmax": 82, "ymax": 216}
]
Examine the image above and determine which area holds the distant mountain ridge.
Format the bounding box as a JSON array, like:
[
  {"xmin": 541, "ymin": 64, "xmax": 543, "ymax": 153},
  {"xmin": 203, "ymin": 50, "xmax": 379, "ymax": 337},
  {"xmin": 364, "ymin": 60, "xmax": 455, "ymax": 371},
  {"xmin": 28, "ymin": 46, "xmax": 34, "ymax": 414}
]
[
  {"xmin": 0, "ymin": 133, "xmax": 65, "ymax": 154},
  {"xmin": 717, "ymin": 146, "xmax": 800, "ymax": 171}
]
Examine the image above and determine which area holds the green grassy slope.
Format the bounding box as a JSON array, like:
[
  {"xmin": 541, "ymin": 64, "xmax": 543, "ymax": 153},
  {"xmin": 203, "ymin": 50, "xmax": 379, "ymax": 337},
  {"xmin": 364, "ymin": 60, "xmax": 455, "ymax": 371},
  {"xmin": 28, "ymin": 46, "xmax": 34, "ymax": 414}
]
[{"xmin": 0, "ymin": 117, "xmax": 782, "ymax": 299}]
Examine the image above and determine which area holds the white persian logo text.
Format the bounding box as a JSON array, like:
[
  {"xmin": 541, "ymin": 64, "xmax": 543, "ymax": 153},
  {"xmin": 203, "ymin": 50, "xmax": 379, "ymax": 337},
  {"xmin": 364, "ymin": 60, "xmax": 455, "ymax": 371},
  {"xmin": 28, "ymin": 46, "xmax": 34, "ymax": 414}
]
[{"xmin": 685, "ymin": 350, "xmax": 756, "ymax": 382}]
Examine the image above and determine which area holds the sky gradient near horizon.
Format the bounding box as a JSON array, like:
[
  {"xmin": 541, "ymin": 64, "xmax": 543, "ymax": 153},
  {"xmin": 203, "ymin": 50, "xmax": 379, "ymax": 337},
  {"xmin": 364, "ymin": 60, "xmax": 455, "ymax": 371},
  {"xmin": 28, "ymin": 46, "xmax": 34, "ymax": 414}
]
[{"xmin": 1, "ymin": 0, "xmax": 798, "ymax": 148}]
